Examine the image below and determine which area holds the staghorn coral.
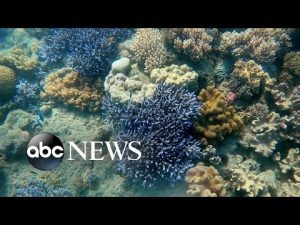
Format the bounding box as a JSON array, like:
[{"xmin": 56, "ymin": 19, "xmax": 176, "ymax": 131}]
[
  {"xmin": 39, "ymin": 28, "xmax": 133, "ymax": 77},
  {"xmin": 193, "ymin": 86, "xmax": 243, "ymax": 146},
  {"xmin": 44, "ymin": 68, "xmax": 102, "ymax": 112},
  {"xmin": 130, "ymin": 28, "xmax": 169, "ymax": 74},
  {"xmin": 13, "ymin": 79, "xmax": 40, "ymax": 110},
  {"xmin": 218, "ymin": 28, "xmax": 292, "ymax": 63},
  {"xmin": 185, "ymin": 162, "xmax": 226, "ymax": 197},
  {"xmin": 276, "ymin": 180, "xmax": 300, "ymax": 197},
  {"xmin": 15, "ymin": 179, "xmax": 71, "ymax": 197},
  {"xmin": 163, "ymin": 28, "xmax": 219, "ymax": 61},
  {"xmin": 102, "ymin": 84, "xmax": 201, "ymax": 188},
  {"xmin": 150, "ymin": 64, "xmax": 199, "ymax": 90},
  {"xmin": 0, "ymin": 65, "xmax": 16, "ymax": 101},
  {"xmin": 279, "ymin": 148, "xmax": 300, "ymax": 182}
]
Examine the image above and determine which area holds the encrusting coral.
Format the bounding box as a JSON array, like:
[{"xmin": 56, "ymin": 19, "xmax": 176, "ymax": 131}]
[
  {"xmin": 43, "ymin": 68, "xmax": 102, "ymax": 112},
  {"xmin": 163, "ymin": 28, "xmax": 219, "ymax": 61},
  {"xmin": 0, "ymin": 65, "xmax": 16, "ymax": 101},
  {"xmin": 130, "ymin": 28, "xmax": 170, "ymax": 74},
  {"xmin": 193, "ymin": 86, "xmax": 243, "ymax": 146},
  {"xmin": 218, "ymin": 28, "xmax": 292, "ymax": 63},
  {"xmin": 150, "ymin": 64, "xmax": 199, "ymax": 90},
  {"xmin": 185, "ymin": 162, "xmax": 226, "ymax": 197}
]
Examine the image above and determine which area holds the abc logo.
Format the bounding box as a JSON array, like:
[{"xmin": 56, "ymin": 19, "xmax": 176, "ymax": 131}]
[{"xmin": 27, "ymin": 133, "xmax": 64, "ymax": 171}]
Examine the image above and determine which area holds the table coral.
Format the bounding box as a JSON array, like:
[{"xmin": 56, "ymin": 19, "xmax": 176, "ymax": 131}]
[
  {"xmin": 150, "ymin": 64, "xmax": 199, "ymax": 91},
  {"xmin": 185, "ymin": 162, "xmax": 226, "ymax": 197},
  {"xmin": 44, "ymin": 68, "xmax": 102, "ymax": 112},
  {"xmin": 193, "ymin": 86, "xmax": 243, "ymax": 146},
  {"xmin": 0, "ymin": 65, "xmax": 16, "ymax": 101},
  {"xmin": 218, "ymin": 28, "xmax": 291, "ymax": 63},
  {"xmin": 130, "ymin": 28, "xmax": 170, "ymax": 74},
  {"xmin": 279, "ymin": 148, "xmax": 300, "ymax": 182},
  {"xmin": 163, "ymin": 28, "xmax": 219, "ymax": 61}
]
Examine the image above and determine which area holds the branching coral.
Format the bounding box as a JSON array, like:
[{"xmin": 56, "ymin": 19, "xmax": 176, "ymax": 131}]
[
  {"xmin": 0, "ymin": 65, "xmax": 16, "ymax": 101},
  {"xmin": 15, "ymin": 179, "xmax": 71, "ymax": 197},
  {"xmin": 199, "ymin": 145, "xmax": 222, "ymax": 165},
  {"xmin": 130, "ymin": 28, "xmax": 170, "ymax": 74},
  {"xmin": 150, "ymin": 64, "xmax": 199, "ymax": 90},
  {"xmin": 279, "ymin": 148, "xmax": 300, "ymax": 182},
  {"xmin": 13, "ymin": 79, "xmax": 40, "ymax": 109},
  {"xmin": 39, "ymin": 28, "xmax": 133, "ymax": 77},
  {"xmin": 279, "ymin": 51, "xmax": 300, "ymax": 86},
  {"xmin": 102, "ymin": 84, "xmax": 201, "ymax": 188},
  {"xmin": 44, "ymin": 68, "xmax": 102, "ymax": 112},
  {"xmin": 185, "ymin": 162, "xmax": 226, "ymax": 197},
  {"xmin": 193, "ymin": 86, "xmax": 243, "ymax": 146},
  {"xmin": 163, "ymin": 28, "xmax": 219, "ymax": 61},
  {"xmin": 218, "ymin": 28, "xmax": 292, "ymax": 63}
]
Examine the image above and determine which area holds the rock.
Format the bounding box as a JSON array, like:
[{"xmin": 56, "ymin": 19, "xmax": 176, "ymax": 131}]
[{"xmin": 111, "ymin": 57, "xmax": 130, "ymax": 75}]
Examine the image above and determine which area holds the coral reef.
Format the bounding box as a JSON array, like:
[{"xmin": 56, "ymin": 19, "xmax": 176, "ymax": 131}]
[
  {"xmin": 104, "ymin": 64, "xmax": 156, "ymax": 103},
  {"xmin": 37, "ymin": 172, "xmax": 63, "ymax": 186},
  {"xmin": 213, "ymin": 57, "xmax": 234, "ymax": 84},
  {"xmin": 130, "ymin": 28, "xmax": 170, "ymax": 74},
  {"xmin": 193, "ymin": 86, "xmax": 243, "ymax": 146},
  {"xmin": 279, "ymin": 148, "xmax": 300, "ymax": 182},
  {"xmin": 227, "ymin": 157, "xmax": 276, "ymax": 197},
  {"xmin": 103, "ymin": 84, "xmax": 201, "ymax": 187},
  {"xmin": 279, "ymin": 51, "xmax": 300, "ymax": 86},
  {"xmin": 0, "ymin": 65, "xmax": 16, "ymax": 101},
  {"xmin": 218, "ymin": 28, "xmax": 291, "ymax": 63},
  {"xmin": 199, "ymin": 145, "xmax": 222, "ymax": 165},
  {"xmin": 150, "ymin": 64, "xmax": 199, "ymax": 90},
  {"xmin": 15, "ymin": 180, "xmax": 71, "ymax": 197},
  {"xmin": 13, "ymin": 79, "xmax": 40, "ymax": 109},
  {"xmin": 185, "ymin": 162, "xmax": 226, "ymax": 197},
  {"xmin": 43, "ymin": 68, "xmax": 102, "ymax": 112},
  {"xmin": 276, "ymin": 180, "xmax": 300, "ymax": 197},
  {"xmin": 163, "ymin": 28, "xmax": 219, "ymax": 61},
  {"xmin": 39, "ymin": 28, "xmax": 133, "ymax": 77}
]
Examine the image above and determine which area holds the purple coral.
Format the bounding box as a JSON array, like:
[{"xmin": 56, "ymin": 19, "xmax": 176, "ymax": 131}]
[
  {"xmin": 15, "ymin": 180, "xmax": 71, "ymax": 197},
  {"xmin": 39, "ymin": 28, "xmax": 134, "ymax": 77},
  {"xmin": 102, "ymin": 84, "xmax": 201, "ymax": 188},
  {"xmin": 13, "ymin": 79, "xmax": 40, "ymax": 109}
]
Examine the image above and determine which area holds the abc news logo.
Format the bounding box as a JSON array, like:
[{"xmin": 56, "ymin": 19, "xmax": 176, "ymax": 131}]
[{"xmin": 27, "ymin": 133, "xmax": 141, "ymax": 171}]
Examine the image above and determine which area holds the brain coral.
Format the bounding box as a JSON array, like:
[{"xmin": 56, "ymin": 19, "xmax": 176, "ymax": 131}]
[
  {"xmin": 185, "ymin": 162, "xmax": 226, "ymax": 197},
  {"xmin": 218, "ymin": 28, "xmax": 292, "ymax": 63},
  {"xmin": 44, "ymin": 68, "xmax": 102, "ymax": 112},
  {"xmin": 193, "ymin": 86, "xmax": 243, "ymax": 146},
  {"xmin": 130, "ymin": 28, "xmax": 170, "ymax": 74},
  {"xmin": 150, "ymin": 64, "xmax": 199, "ymax": 90},
  {"xmin": 102, "ymin": 84, "xmax": 201, "ymax": 188},
  {"xmin": 163, "ymin": 28, "xmax": 219, "ymax": 61},
  {"xmin": 0, "ymin": 65, "xmax": 16, "ymax": 101}
]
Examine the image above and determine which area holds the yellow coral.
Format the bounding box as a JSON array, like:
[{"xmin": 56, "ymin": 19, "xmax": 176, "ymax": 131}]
[
  {"xmin": 44, "ymin": 68, "xmax": 102, "ymax": 112},
  {"xmin": 185, "ymin": 162, "xmax": 226, "ymax": 197},
  {"xmin": 232, "ymin": 60, "xmax": 273, "ymax": 88},
  {"xmin": 193, "ymin": 86, "xmax": 243, "ymax": 146},
  {"xmin": 0, "ymin": 65, "xmax": 16, "ymax": 100}
]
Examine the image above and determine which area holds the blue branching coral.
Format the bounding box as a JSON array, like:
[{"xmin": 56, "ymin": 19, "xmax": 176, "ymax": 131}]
[
  {"xmin": 13, "ymin": 79, "xmax": 40, "ymax": 110},
  {"xmin": 102, "ymin": 84, "xmax": 201, "ymax": 188},
  {"xmin": 15, "ymin": 180, "xmax": 71, "ymax": 197},
  {"xmin": 39, "ymin": 28, "xmax": 134, "ymax": 77}
]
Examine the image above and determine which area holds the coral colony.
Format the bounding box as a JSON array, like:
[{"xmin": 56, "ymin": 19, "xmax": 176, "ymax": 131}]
[
  {"xmin": 39, "ymin": 28, "xmax": 134, "ymax": 77},
  {"xmin": 1, "ymin": 28, "xmax": 300, "ymax": 196},
  {"xmin": 103, "ymin": 84, "xmax": 201, "ymax": 187}
]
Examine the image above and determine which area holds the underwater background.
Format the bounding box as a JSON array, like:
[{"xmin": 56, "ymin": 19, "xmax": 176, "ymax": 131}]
[{"xmin": 0, "ymin": 28, "xmax": 300, "ymax": 197}]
